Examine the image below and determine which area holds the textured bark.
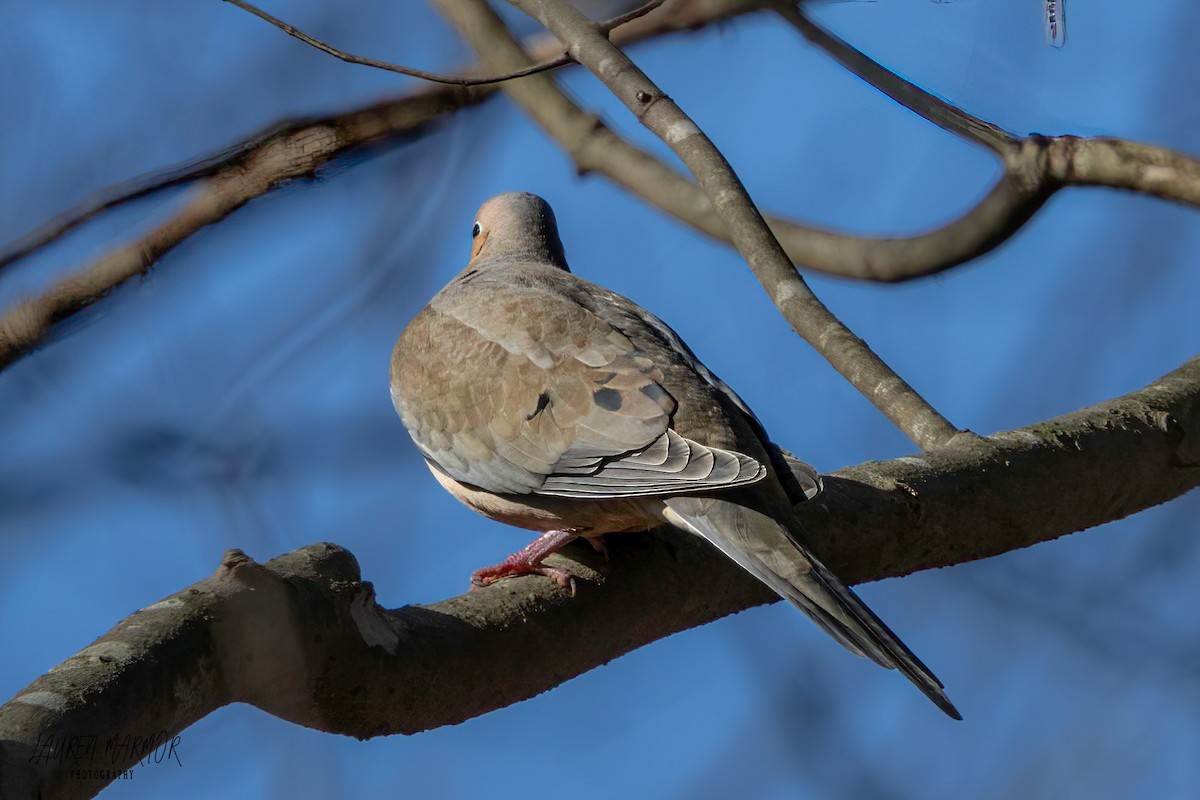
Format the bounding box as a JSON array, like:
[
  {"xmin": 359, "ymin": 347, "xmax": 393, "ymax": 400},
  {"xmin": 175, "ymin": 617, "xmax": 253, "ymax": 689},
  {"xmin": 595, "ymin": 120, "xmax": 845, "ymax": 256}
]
[{"xmin": 2, "ymin": 357, "xmax": 1196, "ymax": 799}]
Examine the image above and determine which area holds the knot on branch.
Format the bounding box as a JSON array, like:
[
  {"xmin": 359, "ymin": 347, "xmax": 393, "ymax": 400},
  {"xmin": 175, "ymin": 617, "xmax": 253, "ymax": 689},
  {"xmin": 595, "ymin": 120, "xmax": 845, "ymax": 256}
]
[{"xmin": 1156, "ymin": 410, "xmax": 1200, "ymax": 467}]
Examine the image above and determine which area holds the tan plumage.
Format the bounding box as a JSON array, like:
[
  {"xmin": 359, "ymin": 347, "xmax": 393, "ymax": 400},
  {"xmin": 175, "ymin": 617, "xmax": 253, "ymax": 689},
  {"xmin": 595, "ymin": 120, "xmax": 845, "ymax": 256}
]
[{"xmin": 390, "ymin": 192, "xmax": 960, "ymax": 719}]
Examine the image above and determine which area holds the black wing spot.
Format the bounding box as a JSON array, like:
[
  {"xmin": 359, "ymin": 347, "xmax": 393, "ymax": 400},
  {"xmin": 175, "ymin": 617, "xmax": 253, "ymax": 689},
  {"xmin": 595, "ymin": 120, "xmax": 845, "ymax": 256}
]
[
  {"xmin": 594, "ymin": 387, "xmax": 623, "ymax": 411},
  {"xmin": 526, "ymin": 392, "xmax": 551, "ymax": 421}
]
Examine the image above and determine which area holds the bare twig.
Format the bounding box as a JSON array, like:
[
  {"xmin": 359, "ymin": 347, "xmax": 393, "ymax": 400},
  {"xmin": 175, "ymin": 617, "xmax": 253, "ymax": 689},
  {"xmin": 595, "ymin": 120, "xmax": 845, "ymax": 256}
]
[
  {"xmin": 3, "ymin": 356, "xmax": 1197, "ymax": 798},
  {"xmin": 602, "ymin": 0, "xmax": 667, "ymax": 30},
  {"xmin": 224, "ymin": 0, "xmax": 571, "ymax": 84},
  {"xmin": 223, "ymin": 0, "xmax": 663, "ymax": 86},
  {"xmin": 776, "ymin": 3, "xmax": 1017, "ymax": 154},
  {"xmin": 505, "ymin": 0, "xmax": 962, "ymax": 450}
]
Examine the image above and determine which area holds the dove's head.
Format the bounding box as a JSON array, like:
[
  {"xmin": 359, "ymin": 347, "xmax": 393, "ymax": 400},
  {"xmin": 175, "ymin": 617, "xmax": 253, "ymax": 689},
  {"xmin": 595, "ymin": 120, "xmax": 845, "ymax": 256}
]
[{"xmin": 469, "ymin": 192, "xmax": 569, "ymax": 271}]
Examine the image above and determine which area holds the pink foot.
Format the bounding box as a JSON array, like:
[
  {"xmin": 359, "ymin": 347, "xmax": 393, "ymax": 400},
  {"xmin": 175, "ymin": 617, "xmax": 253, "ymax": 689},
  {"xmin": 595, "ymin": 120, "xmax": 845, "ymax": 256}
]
[{"xmin": 471, "ymin": 530, "xmax": 579, "ymax": 594}]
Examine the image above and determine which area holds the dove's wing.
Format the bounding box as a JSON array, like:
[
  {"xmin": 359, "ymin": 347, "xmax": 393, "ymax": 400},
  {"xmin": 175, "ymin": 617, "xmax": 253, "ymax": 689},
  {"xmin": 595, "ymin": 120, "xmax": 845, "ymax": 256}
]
[{"xmin": 390, "ymin": 267, "xmax": 764, "ymax": 498}]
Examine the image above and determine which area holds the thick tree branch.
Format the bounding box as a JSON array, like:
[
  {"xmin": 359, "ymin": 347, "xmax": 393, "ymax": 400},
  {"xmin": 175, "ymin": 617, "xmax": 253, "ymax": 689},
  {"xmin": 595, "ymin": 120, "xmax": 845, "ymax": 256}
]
[
  {"xmin": 505, "ymin": 0, "xmax": 961, "ymax": 449},
  {"xmin": 2, "ymin": 357, "xmax": 1196, "ymax": 799}
]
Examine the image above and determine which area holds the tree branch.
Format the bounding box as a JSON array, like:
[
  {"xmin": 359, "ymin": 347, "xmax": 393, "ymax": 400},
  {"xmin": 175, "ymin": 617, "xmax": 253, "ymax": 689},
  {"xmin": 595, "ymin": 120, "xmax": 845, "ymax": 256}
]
[
  {"xmin": 6, "ymin": 0, "xmax": 1198, "ymax": 374},
  {"xmin": 0, "ymin": 0, "xmax": 773, "ymax": 374},
  {"xmin": 504, "ymin": 0, "xmax": 962, "ymax": 450},
  {"xmin": 431, "ymin": 0, "xmax": 1039, "ymax": 287},
  {"xmin": 222, "ymin": 0, "xmax": 664, "ymax": 86},
  {"xmin": 0, "ymin": 97, "xmax": 459, "ymax": 372},
  {"xmin": 0, "ymin": 122, "xmax": 302, "ymax": 272},
  {"xmin": 772, "ymin": 3, "xmax": 1200, "ymax": 280},
  {"xmin": 0, "ymin": 0, "xmax": 767, "ymax": 275},
  {"xmin": 225, "ymin": 0, "xmax": 569, "ymax": 85},
  {"xmin": 435, "ymin": 0, "xmax": 1200, "ymax": 289},
  {"xmin": 778, "ymin": 2, "xmax": 1018, "ymax": 154},
  {"xmin": 3, "ymin": 357, "xmax": 1196, "ymax": 799}
]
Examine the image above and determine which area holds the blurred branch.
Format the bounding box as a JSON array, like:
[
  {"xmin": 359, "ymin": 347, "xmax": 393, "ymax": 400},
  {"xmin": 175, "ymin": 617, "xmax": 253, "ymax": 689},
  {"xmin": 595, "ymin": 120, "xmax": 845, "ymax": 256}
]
[
  {"xmin": 503, "ymin": 0, "xmax": 961, "ymax": 449},
  {"xmin": 0, "ymin": 121, "xmax": 309, "ymax": 272},
  {"xmin": 0, "ymin": 0, "xmax": 707, "ymax": 273},
  {"xmin": 0, "ymin": 98, "xmax": 460, "ymax": 372},
  {"xmin": 0, "ymin": 0, "xmax": 772, "ymax": 373},
  {"xmin": 4, "ymin": 357, "xmax": 1197, "ymax": 798},
  {"xmin": 223, "ymin": 0, "xmax": 663, "ymax": 86}
]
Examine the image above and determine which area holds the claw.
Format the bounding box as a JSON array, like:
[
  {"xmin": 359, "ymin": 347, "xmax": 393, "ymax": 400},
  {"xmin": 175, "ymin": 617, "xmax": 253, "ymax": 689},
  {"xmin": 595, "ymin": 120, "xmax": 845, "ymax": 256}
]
[{"xmin": 469, "ymin": 530, "xmax": 579, "ymax": 594}]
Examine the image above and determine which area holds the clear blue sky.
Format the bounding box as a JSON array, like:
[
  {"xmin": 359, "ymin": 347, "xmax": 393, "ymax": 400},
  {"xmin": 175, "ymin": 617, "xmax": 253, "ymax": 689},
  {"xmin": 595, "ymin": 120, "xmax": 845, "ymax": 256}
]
[{"xmin": 2, "ymin": 1, "xmax": 1198, "ymax": 797}]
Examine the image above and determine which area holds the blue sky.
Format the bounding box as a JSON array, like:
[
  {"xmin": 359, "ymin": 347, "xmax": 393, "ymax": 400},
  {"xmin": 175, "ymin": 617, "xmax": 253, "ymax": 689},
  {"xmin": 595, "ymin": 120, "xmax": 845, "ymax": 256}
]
[{"xmin": 2, "ymin": 1, "xmax": 1198, "ymax": 797}]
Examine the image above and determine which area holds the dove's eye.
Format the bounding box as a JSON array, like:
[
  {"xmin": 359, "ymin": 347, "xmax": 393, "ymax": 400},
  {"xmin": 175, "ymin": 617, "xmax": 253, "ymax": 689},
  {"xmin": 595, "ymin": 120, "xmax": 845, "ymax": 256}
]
[{"xmin": 471, "ymin": 221, "xmax": 482, "ymax": 239}]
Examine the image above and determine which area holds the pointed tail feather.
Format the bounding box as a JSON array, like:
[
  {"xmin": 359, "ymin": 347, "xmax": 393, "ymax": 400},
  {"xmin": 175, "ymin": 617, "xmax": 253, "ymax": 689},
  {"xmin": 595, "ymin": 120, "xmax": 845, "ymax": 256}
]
[{"xmin": 662, "ymin": 496, "xmax": 961, "ymax": 720}]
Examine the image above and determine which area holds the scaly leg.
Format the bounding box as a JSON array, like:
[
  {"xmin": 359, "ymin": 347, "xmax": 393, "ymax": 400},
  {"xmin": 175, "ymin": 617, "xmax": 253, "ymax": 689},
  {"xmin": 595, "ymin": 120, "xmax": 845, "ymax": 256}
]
[{"xmin": 470, "ymin": 530, "xmax": 579, "ymax": 593}]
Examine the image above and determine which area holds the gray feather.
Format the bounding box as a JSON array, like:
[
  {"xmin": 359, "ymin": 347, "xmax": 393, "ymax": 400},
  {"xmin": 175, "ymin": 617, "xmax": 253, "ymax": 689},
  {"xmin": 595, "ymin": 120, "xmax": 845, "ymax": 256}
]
[
  {"xmin": 662, "ymin": 496, "xmax": 961, "ymax": 720},
  {"xmin": 539, "ymin": 429, "xmax": 765, "ymax": 498}
]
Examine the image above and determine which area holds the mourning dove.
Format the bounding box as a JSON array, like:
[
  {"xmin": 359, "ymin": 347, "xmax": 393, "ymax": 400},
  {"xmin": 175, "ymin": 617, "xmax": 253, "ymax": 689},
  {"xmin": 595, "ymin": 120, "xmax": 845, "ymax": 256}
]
[{"xmin": 390, "ymin": 192, "xmax": 960, "ymax": 719}]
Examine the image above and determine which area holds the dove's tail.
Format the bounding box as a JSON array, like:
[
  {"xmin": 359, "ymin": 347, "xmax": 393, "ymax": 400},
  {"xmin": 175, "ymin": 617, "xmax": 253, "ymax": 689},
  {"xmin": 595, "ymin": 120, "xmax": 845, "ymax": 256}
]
[{"xmin": 662, "ymin": 496, "xmax": 961, "ymax": 720}]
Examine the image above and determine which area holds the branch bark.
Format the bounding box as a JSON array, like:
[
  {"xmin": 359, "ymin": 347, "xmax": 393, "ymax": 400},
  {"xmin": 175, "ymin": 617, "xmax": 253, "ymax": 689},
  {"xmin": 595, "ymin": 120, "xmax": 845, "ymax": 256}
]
[{"xmin": 2, "ymin": 356, "xmax": 1197, "ymax": 799}]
